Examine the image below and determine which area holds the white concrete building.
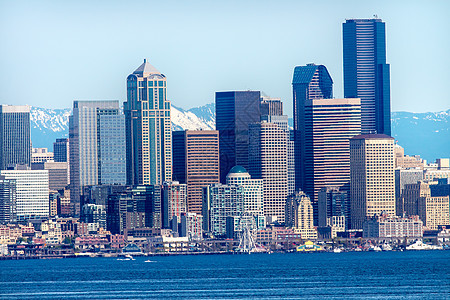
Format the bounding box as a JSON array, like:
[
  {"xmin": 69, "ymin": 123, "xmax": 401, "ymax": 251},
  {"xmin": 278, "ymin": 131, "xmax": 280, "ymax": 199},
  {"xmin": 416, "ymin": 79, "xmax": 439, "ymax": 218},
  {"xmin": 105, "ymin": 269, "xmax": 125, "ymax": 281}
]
[{"xmin": 0, "ymin": 169, "xmax": 49, "ymax": 220}]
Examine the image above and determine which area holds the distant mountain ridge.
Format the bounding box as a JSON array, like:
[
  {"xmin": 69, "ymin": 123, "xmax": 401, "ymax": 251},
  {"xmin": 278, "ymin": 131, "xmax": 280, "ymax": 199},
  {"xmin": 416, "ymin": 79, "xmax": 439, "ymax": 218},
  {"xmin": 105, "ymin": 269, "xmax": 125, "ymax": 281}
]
[{"xmin": 30, "ymin": 105, "xmax": 449, "ymax": 162}]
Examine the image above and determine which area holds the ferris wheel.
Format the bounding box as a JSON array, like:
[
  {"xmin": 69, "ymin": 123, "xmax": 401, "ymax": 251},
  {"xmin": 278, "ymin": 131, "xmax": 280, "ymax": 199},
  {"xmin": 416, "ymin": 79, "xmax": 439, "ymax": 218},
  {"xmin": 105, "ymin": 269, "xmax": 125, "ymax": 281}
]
[{"xmin": 237, "ymin": 213, "xmax": 258, "ymax": 253}]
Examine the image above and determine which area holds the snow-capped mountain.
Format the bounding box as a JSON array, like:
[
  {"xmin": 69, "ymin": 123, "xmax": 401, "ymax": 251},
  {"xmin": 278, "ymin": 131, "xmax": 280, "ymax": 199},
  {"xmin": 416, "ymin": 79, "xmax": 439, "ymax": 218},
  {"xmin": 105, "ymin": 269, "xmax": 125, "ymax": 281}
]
[
  {"xmin": 171, "ymin": 104, "xmax": 215, "ymax": 131},
  {"xmin": 30, "ymin": 105, "xmax": 449, "ymax": 162},
  {"xmin": 30, "ymin": 104, "xmax": 215, "ymax": 149},
  {"xmin": 391, "ymin": 109, "xmax": 449, "ymax": 162}
]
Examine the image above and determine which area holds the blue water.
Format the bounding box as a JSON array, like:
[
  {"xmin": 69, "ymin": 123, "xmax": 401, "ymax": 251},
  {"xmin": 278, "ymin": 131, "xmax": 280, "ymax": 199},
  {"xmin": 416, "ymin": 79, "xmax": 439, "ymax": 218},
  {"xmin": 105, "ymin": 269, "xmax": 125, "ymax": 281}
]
[{"xmin": 0, "ymin": 251, "xmax": 449, "ymax": 299}]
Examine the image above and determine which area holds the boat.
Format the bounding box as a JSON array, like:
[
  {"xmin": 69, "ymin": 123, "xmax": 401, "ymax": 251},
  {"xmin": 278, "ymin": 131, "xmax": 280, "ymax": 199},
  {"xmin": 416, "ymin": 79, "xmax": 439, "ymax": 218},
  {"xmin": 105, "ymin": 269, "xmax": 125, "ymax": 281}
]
[
  {"xmin": 368, "ymin": 245, "xmax": 382, "ymax": 252},
  {"xmin": 124, "ymin": 254, "xmax": 135, "ymax": 260},
  {"xmin": 382, "ymin": 243, "xmax": 392, "ymax": 251},
  {"xmin": 333, "ymin": 248, "xmax": 342, "ymax": 253},
  {"xmin": 144, "ymin": 259, "xmax": 155, "ymax": 263},
  {"xmin": 406, "ymin": 240, "xmax": 442, "ymax": 250}
]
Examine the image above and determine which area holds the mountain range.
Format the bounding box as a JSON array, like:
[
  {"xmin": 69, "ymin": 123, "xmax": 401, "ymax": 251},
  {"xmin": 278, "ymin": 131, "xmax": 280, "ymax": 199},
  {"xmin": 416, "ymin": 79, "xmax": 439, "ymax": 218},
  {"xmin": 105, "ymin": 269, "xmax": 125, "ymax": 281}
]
[{"xmin": 30, "ymin": 105, "xmax": 449, "ymax": 162}]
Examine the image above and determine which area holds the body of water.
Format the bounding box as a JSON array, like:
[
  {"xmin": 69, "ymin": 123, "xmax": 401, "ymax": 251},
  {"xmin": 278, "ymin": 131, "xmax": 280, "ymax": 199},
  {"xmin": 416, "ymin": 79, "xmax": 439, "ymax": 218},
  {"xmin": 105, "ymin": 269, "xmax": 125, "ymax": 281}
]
[{"xmin": 0, "ymin": 251, "xmax": 449, "ymax": 299}]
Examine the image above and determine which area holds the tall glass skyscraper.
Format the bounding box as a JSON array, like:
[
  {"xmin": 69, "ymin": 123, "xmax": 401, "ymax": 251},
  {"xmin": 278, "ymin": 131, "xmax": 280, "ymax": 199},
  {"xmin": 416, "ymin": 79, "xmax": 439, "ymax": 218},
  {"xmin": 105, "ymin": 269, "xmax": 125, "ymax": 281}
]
[
  {"xmin": 124, "ymin": 59, "xmax": 172, "ymax": 186},
  {"xmin": 69, "ymin": 100, "xmax": 125, "ymax": 216},
  {"xmin": 215, "ymin": 91, "xmax": 261, "ymax": 183},
  {"xmin": 292, "ymin": 64, "xmax": 333, "ymax": 193},
  {"xmin": 0, "ymin": 105, "xmax": 31, "ymax": 170},
  {"xmin": 343, "ymin": 18, "xmax": 391, "ymax": 135}
]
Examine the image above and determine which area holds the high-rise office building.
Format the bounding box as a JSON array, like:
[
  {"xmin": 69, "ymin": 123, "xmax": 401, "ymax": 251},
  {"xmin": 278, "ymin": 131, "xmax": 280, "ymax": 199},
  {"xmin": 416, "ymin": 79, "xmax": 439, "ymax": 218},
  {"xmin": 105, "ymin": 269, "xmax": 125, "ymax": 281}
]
[
  {"xmin": 216, "ymin": 91, "xmax": 261, "ymax": 183},
  {"xmin": 285, "ymin": 191, "xmax": 317, "ymax": 239},
  {"xmin": 226, "ymin": 166, "xmax": 264, "ymax": 219},
  {"xmin": 202, "ymin": 183, "xmax": 244, "ymax": 236},
  {"xmin": 0, "ymin": 105, "xmax": 31, "ymax": 170},
  {"xmin": 303, "ymin": 98, "xmax": 361, "ymax": 224},
  {"xmin": 1, "ymin": 169, "xmax": 49, "ymax": 221},
  {"xmin": 343, "ymin": 18, "xmax": 391, "ymax": 135},
  {"xmin": 0, "ymin": 176, "xmax": 16, "ymax": 223},
  {"xmin": 53, "ymin": 138, "xmax": 69, "ymax": 163},
  {"xmin": 395, "ymin": 168, "xmax": 424, "ymax": 216},
  {"xmin": 402, "ymin": 180, "xmax": 450, "ymax": 230},
  {"xmin": 350, "ymin": 134, "xmax": 395, "ymax": 229},
  {"xmin": 185, "ymin": 131, "xmax": 219, "ymax": 214},
  {"xmin": 172, "ymin": 130, "xmax": 220, "ymax": 214},
  {"xmin": 69, "ymin": 100, "xmax": 124, "ymax": 216},
  {"xmin": 248, "ymin": 122, "xmax": 287, "ymax": 224},
  {"xmin": 172, "ymin": 131, "xmax": 187, "ymax": 184},
  {"xmin": 260, "ymin": 96, "xmax": 283, "ymax": 116},
  {"xmin": 161, "ymin": 181, "xmax": 187, "ymax": 229},
  {"xmin": 318, "ymin": 186, "xmax": 350, "ymax": 230},
  {"xmin": 125, "ymin": 59, "xmax": 172, "ymax": 186},
  {"xmin": 98, "ymin": 114, "xmax": 126, "ymax": 185},
  {"xmin": 31, "ymin": 148, "xmax": 54, "ymax": 163},
  {"xmin": 292, "ymin": 64, "xmax": 333, "ymax": 192},
  {"xmin": 31, "ymin": 161, "xmax": 69, "ymax": 190},
  {"xmin": 106, "ymin": 185, "xmax": 161, "ymax": 234}
]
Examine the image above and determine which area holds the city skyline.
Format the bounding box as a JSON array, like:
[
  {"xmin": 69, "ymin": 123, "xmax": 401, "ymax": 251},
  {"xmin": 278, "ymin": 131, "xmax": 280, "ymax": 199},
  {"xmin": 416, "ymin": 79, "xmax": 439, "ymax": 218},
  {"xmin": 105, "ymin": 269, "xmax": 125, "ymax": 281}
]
[{"xmin": 1, "ymin": 1, "xmax": 449, "ymax": 116}]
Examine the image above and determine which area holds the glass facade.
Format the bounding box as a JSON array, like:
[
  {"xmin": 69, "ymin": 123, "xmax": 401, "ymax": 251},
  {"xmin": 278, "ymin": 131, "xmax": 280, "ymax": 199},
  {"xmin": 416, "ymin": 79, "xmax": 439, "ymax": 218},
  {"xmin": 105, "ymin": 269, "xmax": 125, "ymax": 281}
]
[
  {"xmin": 0, "ymin": 105, "xmax": 31, "ymax": 170},
  {"xmin": 292, "ymin": 64, "xmax": 333, "ymax": 193},
  {"xmin": 215, "ymin": 91, "xmax": 261, "ymax": 183},
  {"xmin": 343, "ymin": 18, "xmax": 391, "ymax": 136}
]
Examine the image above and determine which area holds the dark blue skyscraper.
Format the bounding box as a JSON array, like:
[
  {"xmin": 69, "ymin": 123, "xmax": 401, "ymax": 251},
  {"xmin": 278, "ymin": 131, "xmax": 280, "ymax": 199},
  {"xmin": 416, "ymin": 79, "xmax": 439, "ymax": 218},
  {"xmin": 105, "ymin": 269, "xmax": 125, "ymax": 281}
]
[
  {"xmin": 215, "ymin": 91, "xmax": 261, "ymax": 183},
  {"xmin": 343, "ymin": 18, "xmax": 391, "ymax": 135},
  {"xmin": 292, "ymin": 64, "xmax": 333, "ymax": 192},
  {"xmin": 0, "ymin": 105, "xmax": 31, "ymax": 170}
]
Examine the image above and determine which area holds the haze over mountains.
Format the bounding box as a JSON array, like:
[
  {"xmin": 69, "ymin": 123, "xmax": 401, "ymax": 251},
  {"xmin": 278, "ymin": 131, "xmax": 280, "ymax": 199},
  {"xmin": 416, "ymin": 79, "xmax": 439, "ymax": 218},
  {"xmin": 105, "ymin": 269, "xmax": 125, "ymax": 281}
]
[{"xmin": 30, "ymin": 104, "xmax": 449, "ymax": 162}]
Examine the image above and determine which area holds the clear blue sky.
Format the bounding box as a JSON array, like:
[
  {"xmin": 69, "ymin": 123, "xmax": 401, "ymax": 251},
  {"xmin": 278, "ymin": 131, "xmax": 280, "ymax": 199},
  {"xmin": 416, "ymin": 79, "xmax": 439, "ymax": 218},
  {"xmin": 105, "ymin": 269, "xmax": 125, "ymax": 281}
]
[{"xmin": 1, "ymin": 0, "xmax": 449, "ymax": 117}]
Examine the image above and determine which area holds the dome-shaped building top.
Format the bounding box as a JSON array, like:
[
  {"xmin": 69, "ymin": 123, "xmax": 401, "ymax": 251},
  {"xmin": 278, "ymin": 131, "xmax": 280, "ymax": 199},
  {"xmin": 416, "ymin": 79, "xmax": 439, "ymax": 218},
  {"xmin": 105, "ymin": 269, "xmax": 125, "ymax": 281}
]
[{"xmin": 228, "ymin": 166, "xmax": 248, "ymax": 174}]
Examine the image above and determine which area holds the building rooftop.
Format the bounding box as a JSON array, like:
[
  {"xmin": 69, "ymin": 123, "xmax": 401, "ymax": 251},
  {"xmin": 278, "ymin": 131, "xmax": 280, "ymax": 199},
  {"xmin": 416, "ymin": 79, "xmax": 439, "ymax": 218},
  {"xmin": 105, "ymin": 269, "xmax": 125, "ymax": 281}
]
[
  {"xmin": 292, "ymin": 64, "xmax": 333, "ymax": 85},
  {"xmin": 228, "ymin": 166, "xmax": 248, "ymax": 174},
  {"xmin": 351, "ymin": 134, "xmax": 394, "ymax": 140},
  {"xmin": 133, "ymin": 59, "xmax": 162, "ymax": 76}
]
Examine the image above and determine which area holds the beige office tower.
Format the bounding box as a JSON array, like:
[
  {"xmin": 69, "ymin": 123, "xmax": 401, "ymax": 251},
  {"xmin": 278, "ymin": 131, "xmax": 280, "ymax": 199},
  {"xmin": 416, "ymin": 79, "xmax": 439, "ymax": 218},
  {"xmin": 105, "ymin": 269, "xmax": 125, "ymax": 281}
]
[
  {"xmin": 125, "ymin": 59, "xmax": 172, "ymax": 186},
  {"xmin": 350, "ymin": 134, "xmax": 396, "ymax": 229},
  {"xmin": 185, "ymin": 130, "xmax": 219, "ymax": 215},
  {"xmin": 249, "ymin": 122, "xmax": 287, "ymax": 224}
]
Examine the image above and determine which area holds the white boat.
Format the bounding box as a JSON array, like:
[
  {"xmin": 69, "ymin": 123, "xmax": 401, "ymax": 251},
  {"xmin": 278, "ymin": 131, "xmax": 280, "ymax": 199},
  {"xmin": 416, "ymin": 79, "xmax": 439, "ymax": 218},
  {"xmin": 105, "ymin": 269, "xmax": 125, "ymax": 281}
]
[
  {"xmin": 406, "ymin": 240, "xmax": 442, "ymax": 251},
  {"xmin": 369, "ymin": 246, "xmax": 382, "ymax": 252},
  {"xmin": 333, "ymin": 248, "xmax": 342, "ymax": 253},
  {"xmin": 382, "ymin": 243, "xmax": 392, "ymax": 251},
  {"xmin": 124, "ymin": 254, "xmax": 135, "ymax": 260},
  {"xmin": 354, "ymin": 247, "xmax": 362, "ymax": 252}
]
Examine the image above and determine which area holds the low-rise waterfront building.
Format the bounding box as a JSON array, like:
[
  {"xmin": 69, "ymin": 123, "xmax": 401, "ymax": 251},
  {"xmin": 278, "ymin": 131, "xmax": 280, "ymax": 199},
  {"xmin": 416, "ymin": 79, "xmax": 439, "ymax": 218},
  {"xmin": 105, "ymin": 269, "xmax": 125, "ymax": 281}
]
[{"xmin": 363, "ymin": 214, "xmax": 423, "ymax": 238}]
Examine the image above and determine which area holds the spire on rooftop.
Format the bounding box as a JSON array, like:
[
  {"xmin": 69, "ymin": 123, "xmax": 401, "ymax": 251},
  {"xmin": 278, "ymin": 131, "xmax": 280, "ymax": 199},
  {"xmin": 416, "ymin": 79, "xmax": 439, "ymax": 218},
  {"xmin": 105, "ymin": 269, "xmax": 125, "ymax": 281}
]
[{"xmin": 133, "ymin": 59, "xmax": 161, "ymax": 76}]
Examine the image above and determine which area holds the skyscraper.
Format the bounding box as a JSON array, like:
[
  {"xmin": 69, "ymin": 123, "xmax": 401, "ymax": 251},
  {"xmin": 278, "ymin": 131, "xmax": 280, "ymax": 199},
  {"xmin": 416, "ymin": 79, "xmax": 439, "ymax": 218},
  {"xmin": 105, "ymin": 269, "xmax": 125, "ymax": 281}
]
[
  {"xmin": 292, "ymin": 64, "xmax": 333, "ymax": 192},
  {"xmin": 248, "ymin": 122, "xmax": 287, "ymax": 224},
  {"xmin": 303, "ymin": 98, "xmax": 361, "ymax": 224},
  {"xmin": 69, "ymin": 100, "xmax": 124, "ymax": 215},
  {"xmin": 216, "ymin": 91, "xmax": 261, "ymax": 183},
  {"xmin": 343, "ymin": 18, "xmax": 391, "ymax": 135},
  {"xmin": 185, "ymin": 130, "xmax": 220, "ymax": 215},
  {"xmin": 125, "ymin": 59, "xmax": 172, "ymax": 186},
  {"xmin": 53, "ymin": 138, "xmax": 69, "ymax": 163},
  {"xmin": 171, "ymin": 130, "xmax": 220, "ymax": 214},
  {"xmin": 0, "ymin": 176, "xmax": 16, "ymax": 223},
  {"xmin": 350, "ymin": 134, "xmax": 395, "ymax": 229},
  {"xmin": 0, "ymin": 105, "xmax": 31, "ymax": 170}
]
